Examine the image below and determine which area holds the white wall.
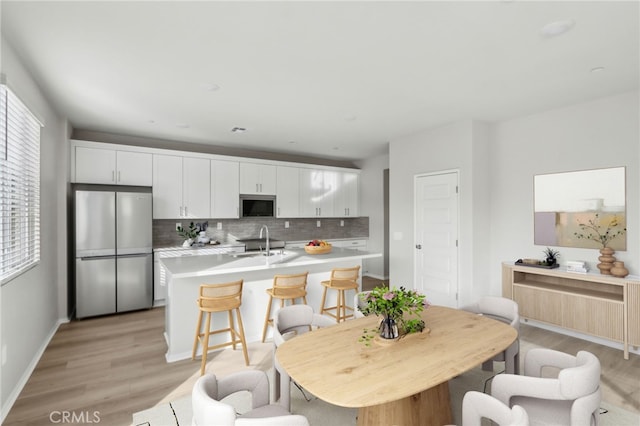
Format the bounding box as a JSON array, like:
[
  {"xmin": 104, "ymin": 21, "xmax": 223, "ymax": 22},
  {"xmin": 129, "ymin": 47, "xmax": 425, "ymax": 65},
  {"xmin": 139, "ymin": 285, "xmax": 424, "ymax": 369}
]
[
  {"xmin": 388, "ymin": 91, "xmax": 639, "ymax": 309},
  {"xmin": 356, "ymin": 152, "xmax": 389, "ymax": 280},
  {"xmin": 0, "ymin": 38, "xmax": 69, "ymax": 420},
  {"xmin": 388, "ymin": 120, "xmax": 492, "ymax": 306},
  {"xmin": 488, "ymin": 91, "xmax": 639, "ymax": 291}
]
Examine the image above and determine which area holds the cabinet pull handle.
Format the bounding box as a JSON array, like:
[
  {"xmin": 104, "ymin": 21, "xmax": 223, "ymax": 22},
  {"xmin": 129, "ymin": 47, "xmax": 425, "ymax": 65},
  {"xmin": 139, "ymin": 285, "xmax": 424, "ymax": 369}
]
[
  {"xmin": 118, "ymin": 171, "xmax": 121, "ymax": 182},
  {"xmin": 112, "ymin": 170, "xmax": 115, "ymax": 182},
  {"xmin": 184, "ymin": 206, "xmax": 188, "ymax": 217},
  {"xmin": 256, "ymin": 183, "xmax": 259, "ymax": 192},
  {"xmin": 180, "ymin": 206, "xmax": 183, "ymax": 217}
]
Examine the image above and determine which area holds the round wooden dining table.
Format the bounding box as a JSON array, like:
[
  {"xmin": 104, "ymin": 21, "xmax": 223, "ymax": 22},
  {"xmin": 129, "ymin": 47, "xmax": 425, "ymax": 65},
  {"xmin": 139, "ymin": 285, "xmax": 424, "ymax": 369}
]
[{"xmin": 276, "ymin": 305, "xmax": 518, "ymax": 426}]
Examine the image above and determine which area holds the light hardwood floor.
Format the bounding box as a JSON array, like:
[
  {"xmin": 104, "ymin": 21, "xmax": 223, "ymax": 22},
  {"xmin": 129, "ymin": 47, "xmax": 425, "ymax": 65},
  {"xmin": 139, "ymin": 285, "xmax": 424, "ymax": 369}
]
[{"xmin": 4, "ymin": 304, "xmax": 639, "ymax": 425}]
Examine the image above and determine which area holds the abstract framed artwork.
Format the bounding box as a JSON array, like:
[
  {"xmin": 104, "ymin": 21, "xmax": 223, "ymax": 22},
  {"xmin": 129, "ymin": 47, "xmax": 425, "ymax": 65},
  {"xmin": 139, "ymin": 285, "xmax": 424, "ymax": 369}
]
[{"xmin": 534, "ymin": 167, "xmax": 626, "ymax": 250}]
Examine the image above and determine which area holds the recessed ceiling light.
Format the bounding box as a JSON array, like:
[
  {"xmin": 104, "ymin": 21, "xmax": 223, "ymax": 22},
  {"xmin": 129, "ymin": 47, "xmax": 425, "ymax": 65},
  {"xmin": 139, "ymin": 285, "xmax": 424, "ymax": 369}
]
[
  {"xmin": 344, "ymin": 115, "xmax": 357, "ymax": 122},
  {"xmin": 539, "ymin": 19, "xmax": 575, "ymax": 38},
  {"xmin": 148, "ymin": 120, "xmax": 155, "ymax": 124},
  {"xmin": 176, "ymin": 123, "xmax": 190, "ymax": 129},
  {"xmin": 288, "ymin": 141, "xmax": 297, "ymax": 144},
  {"xmin": 202, "ymin": 83, "xmax": 220, "ymax": 92},
  {"xmin": 590, "ymin": 66, "xmax": 605, "ymax": 73},
  {"xmin": 332, "ymin": 147, "xmax": 339, "ymax": 150},
  {"xmin": 231, "ymin": 127, "xmax": 246, "ymax": 133}
]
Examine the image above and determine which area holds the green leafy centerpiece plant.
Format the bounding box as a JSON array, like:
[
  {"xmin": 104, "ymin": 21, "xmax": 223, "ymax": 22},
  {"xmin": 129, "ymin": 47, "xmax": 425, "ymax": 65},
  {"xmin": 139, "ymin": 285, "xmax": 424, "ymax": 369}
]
[
  {"xmin": 177, "ymin": 222, "xmax": 198, "ymax": 246},
  {"xmin": 358, "ymin": 285, "xmax": 430, "ymax": 345}
]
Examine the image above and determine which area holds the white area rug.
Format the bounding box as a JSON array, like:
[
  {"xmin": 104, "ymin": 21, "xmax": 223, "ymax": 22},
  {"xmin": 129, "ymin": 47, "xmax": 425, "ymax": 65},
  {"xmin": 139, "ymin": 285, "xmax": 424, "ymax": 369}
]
[{"xmin": 132, "ymin": 365, "xmax": 639, "ymax": 425}]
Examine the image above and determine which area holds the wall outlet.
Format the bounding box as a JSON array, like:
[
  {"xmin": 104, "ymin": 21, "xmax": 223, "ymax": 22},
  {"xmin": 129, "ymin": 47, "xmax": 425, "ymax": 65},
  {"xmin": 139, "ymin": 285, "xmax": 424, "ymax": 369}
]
[
  {"xmin": 217, "ymin": 222, "xmax": 222, "ymax": 230},
  {"xmin": 316, "ymin": 220, "xmax": 321, "ymax": 227},
  {"xmin": 340, "ymin": 220, "xmax": 344, "ymax": 227},
  {"xmin": 284, "ymin": 221, "xmax": 290, "ymax": 229},
  {"xmin": 175, "ymin": 222, "xmax": 182, "ymax": 231}
]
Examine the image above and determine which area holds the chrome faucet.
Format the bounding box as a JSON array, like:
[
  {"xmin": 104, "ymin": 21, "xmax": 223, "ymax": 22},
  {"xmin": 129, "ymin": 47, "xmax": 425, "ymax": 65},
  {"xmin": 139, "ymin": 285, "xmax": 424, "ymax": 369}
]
[{"xmin": 259, "ymin": 225, "xmax": 270, "ymax": 256}]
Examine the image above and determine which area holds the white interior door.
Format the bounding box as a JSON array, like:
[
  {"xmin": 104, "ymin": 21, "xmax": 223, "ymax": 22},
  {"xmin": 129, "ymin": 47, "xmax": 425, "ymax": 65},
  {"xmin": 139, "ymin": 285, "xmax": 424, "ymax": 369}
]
[{"xmin": 414, "ymin": 171, "xmax": 459, "ymax": 307}]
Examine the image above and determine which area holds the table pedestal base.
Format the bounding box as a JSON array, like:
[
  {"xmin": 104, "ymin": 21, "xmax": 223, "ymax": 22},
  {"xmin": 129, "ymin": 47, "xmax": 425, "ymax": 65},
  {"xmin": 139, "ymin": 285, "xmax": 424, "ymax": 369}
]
[{"xmin": 357, "ymin": 381, "xmax": 452, "ymax": 426}]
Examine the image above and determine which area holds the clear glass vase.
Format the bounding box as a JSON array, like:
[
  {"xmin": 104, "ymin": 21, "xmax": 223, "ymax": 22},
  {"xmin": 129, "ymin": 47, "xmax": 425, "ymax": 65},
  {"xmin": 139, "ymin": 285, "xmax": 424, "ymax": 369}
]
[{"xmin": 379, "ymin": 315, "xmax": 399, "ymax": 339}]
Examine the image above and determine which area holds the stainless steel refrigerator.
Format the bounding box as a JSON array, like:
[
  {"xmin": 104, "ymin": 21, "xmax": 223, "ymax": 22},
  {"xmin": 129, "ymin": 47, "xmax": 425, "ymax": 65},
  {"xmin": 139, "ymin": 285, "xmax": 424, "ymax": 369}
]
[{"xmin": 74, "ymin": 187, "xmax": 153, "ymax": 318}]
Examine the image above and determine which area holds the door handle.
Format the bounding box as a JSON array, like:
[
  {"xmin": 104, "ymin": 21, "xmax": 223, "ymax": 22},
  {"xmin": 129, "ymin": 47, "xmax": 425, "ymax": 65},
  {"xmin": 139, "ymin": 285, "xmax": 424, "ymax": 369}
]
[{"xmin": 415, "ymin": 244, "xmax": 422, "ymax": 249}]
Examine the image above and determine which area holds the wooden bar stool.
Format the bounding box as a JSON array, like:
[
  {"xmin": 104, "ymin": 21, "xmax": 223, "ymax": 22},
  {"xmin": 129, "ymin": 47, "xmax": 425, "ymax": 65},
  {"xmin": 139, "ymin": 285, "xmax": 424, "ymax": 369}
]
[
  {"xmin": 192, "ymin": 280, "xmax": 249, "ymax": 375},
  {"xmin": 319, "ymin": 266, "xmax": 361, "ymax": 322},
  {"xmin": 261, "ymin": 272, "xmax": 309, "ymax": 342}
]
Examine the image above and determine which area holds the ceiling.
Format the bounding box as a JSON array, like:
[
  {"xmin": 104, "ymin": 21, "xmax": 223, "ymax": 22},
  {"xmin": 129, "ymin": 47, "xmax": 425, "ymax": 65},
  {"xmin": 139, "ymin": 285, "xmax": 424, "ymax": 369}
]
[{"xmin": 2, "ymin": 1, "xmax": 639, "ymax": 162}]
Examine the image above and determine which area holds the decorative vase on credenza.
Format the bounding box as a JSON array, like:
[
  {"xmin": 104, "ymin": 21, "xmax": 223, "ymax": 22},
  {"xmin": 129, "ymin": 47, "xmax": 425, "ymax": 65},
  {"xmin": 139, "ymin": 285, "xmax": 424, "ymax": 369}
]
[
  {"xmin": 597, "ymin": 247, "xmax": 616, "ymax": 275},
  {"xmin": 610, "ymin": 261, "xmax": 629, "ymax": 278}
]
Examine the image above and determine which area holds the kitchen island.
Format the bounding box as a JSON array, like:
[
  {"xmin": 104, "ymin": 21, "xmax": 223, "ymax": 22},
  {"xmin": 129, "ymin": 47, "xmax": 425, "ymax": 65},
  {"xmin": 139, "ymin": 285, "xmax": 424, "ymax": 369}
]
[{"xmin": 161, "ymin": 247, "xmax": 382, "ymax": 362}]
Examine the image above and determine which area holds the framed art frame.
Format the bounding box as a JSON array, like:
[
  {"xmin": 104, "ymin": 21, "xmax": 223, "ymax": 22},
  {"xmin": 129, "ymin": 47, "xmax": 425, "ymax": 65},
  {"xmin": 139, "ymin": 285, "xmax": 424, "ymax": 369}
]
[{"xmin": 534, "ymin": 167, "xmax": 626, "ymax": 250}]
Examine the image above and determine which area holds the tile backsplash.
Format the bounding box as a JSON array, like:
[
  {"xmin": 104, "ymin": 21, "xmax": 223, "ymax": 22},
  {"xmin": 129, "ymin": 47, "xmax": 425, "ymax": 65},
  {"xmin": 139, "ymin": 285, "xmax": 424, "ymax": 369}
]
[{"xmin": 153, "ymin": 217, "xmax": 369, "ymax": 248}]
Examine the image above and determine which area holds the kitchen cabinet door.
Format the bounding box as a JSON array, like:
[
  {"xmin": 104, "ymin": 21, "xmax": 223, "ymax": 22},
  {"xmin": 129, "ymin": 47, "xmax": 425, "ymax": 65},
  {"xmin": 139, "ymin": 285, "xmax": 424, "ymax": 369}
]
[
  {"xmin": 75, "ymin": 146, "xmax": 117, "ymax": 184},
  {"xmin": 115, "ymin": 151, "xmax": 152, "ymax": 186},
  {"xmin": 299, "ymin": 169, "xmax": 335, "ymax": 217},
  {"xmin": 182, "ymin": 157, "xmax": 210, "ymax": 218},
  {"xmin": 75, "ymin": 147, "xmax": 152, "ymax": 186},
  {"xmin": 239, "ymin": 163, "xmax": 277, "ymax": 195},
  {"xmin": 334, "ymin": 171, "xmax": 359, "ymax": 217},
  {"xmin": 153, "ymin": 154, "xmax": 183, "ymax": 219},
  {"xmin": 276, "ymin": 166, "xmax": 299, "ymax": 218},
  {"xmin": 211, "ymin": 159, "xmax": 239, "ymax": 218}
]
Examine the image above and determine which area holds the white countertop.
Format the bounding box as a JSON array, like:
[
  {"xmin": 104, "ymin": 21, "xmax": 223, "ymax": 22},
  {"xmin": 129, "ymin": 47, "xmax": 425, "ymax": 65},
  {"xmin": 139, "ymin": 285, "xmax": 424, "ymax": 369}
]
[{"xmin": 161, "ymin": 247, "xmax": 381, "ymax": 279}]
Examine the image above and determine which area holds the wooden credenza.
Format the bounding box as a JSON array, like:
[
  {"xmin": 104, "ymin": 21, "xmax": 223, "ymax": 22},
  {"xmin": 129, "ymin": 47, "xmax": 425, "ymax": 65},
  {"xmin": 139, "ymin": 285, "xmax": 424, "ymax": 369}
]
[{"xmin": 502, "ymin": 262, "xmax": 640, "ymax": 359}]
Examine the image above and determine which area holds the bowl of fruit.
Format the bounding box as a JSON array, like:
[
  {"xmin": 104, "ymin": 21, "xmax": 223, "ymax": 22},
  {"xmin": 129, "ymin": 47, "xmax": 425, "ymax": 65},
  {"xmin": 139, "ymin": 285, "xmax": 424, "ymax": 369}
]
[{"xmin": 304, "ymin": 239, "xmax": 332, "ymax": 254}]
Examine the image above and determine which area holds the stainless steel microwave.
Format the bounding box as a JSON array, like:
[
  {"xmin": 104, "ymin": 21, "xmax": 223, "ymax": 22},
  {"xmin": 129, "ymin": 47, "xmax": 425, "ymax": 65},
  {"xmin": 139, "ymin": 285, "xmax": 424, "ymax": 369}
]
[{"xmin": 240, "ymin": 195, "xmax": 276, "ymax": 217}]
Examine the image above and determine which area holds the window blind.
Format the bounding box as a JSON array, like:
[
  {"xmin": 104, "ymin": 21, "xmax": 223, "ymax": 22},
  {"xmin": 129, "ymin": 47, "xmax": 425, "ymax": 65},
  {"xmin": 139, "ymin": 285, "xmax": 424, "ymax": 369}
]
[{"xmin": 0, "ymin": 84, "xmax": 41, "ymax": 284}]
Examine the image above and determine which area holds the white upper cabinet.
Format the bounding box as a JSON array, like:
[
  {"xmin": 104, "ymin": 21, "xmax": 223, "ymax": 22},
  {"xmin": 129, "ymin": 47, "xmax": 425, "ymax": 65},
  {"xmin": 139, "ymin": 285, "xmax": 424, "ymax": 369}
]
[
  {"xmin": 299, "ymin": 168, "xmax": 336, "ymax": 217},
  {"xmin": 182, "ymin": 157, "xmax": 210, "ymax": 218},
  {"xmin": 239, "ymin": 163, "xmax": 276, "ymax": 195},
  {"xmin": 276, "ymin": 166, "xmax": 300, "ymax": 218},
  {"xmin": 334, "ymin": 171, "xmax": 359, "ymax": 217},
  {"xmin": 72, "ymin": 140, "xmax": 360, "ymax": 219},
  {"xmin": 152, "ymin": 154, "xmax": 210, "ymax": 219},
  {"xmin": 153, "ymin": 154, "xmax": 183, "ymax": 218},
  {"xmin": 75, "ymin": 146, "xmax": 152, "ymax": 186},
  {"xmin": 211, "ymin": 160, "xmax": 239, "ymax": 219}
]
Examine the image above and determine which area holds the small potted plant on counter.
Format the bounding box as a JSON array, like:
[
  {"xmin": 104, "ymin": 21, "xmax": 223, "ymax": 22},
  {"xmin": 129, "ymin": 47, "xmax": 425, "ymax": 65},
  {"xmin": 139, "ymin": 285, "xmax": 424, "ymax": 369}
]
[
  {"xmin": 543, "ymin": 247, "xmax": 560, "ymax": 266},
  {"xmin": 177, "ymin": 222, "xmax": 198, "ymax": 247}
]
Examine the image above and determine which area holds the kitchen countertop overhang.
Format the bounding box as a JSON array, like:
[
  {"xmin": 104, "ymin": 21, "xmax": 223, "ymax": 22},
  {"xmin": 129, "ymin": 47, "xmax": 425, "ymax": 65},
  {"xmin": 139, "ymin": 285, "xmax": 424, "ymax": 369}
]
[{"xmin": 160, "ymin": 247, "xmax": 381, "ymax": 279}]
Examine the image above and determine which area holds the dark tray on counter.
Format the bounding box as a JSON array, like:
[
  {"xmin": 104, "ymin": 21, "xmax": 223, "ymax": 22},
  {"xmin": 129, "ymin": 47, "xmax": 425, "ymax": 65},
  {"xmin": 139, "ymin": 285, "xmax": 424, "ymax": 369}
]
[{"xmin": 515, "ymin": 259, "xmax": 560, "ymax": 269}]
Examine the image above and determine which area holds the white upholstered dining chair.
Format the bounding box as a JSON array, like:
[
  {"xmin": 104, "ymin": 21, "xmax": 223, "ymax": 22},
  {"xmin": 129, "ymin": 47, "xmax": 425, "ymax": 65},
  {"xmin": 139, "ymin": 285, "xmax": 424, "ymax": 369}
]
[
  {"xmin": 272, "ymin": 304, "xmax": 335, "ymax": 411},
  {"xmin": 191, "ymin": 370, "xmax": 310, "ymax": 426},
  {"xmin": 491, "ymin": 348, "xmax": 601, "ymax": 426},
  {"xmin": 461, "ymin": 391, "xmax": 529, "ymax": 426},
  {"xmin": 461, "ymin": 296, "xmax": 520, "ymax": 374}
]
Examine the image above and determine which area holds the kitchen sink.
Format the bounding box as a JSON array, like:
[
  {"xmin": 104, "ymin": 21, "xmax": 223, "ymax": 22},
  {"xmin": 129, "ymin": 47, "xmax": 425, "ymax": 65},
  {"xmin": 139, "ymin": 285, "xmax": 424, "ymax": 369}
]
[{"xmin": 236, "ymin": 238, "xmax": 286, "ymax": 251}]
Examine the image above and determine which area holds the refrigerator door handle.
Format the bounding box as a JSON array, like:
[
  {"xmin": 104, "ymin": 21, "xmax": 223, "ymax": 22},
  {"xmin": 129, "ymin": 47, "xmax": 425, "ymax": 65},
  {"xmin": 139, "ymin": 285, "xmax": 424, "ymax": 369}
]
[
  {"xmin": 79, "ymin": 255, "xmax": 116, "ymax": 261},
  {"xmin": 117, "ymin": 253, "xmax": 151, "ymax": 259}
]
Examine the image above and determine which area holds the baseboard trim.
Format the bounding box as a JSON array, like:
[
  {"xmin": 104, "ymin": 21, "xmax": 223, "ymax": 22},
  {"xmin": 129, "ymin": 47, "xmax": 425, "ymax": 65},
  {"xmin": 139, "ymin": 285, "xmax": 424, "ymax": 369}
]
[
  {"xmin": 1, "ymin": 317, "xmax": 67, "ymax": 423},
  {"xmin": 524, "ymin": 319, "xmax": 640, "ymax": 357},
  {"xmin": 363, "ymin": 273, "xmax": 388, "ymax": 281}
]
